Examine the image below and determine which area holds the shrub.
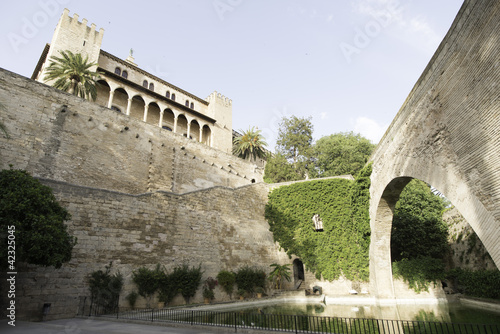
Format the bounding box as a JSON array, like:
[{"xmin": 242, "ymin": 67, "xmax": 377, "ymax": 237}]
[
  {"xmin": 132, "ymin": 264, "xmax": 162, "ymax": 307},
  {"xmin": 217, "ymin": 270, "xmax": 236, "ymax": 297},
  {"xmin": 169, "ymin": 264, "xmax": 203, "ymax": 304},
  {"xmin": 125, "ymin": 291, "xmax": 138, "ymax": 309},
  {"xmin": 88, "ymin": 262, "xmax": 123, "ymax": 312},
  {"xmin": 235, "ymin": 266, "xmax": 266, "ymax": 294}
]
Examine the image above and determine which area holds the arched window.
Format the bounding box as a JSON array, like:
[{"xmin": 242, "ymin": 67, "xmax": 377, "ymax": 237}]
[
  {"xmin": 171, "ymin": 93, "xmax": 176, "ymax": 101},
  {"xmin": 162, "ymin": 126, "xmax": 172, "ymax": 131},
  {"xmin": 114, "ymin": 67, "xmax": 121, "ymax": 75},
  {"xmin": 190, "ymin": 102, "xmax": 194, "ymax": 109},
  {"xmin": 142, "ymin": 80, "xmax": 148, "ymax": 88},
  {"xmin": 121, "ymin": 71, "xmax": 128, "ymax": 79},
  {"xmin": 111, "ymin": 106, "xmax": 121, "ymax": 113},
  {"xmin": 185, "ymin": 100, "xmax": 189, "ymax": 107},
  {"xmin": 166, "ymin": 91, "xmax": 170, "ymax": 99},
  {"xmin": 149, "ymin": 83, "xmax": 154, "ymax": 91}
]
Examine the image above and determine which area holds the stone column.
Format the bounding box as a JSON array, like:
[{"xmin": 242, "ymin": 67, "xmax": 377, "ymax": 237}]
[
  {"xmin": 199, "ymin": 127, "xmax": 203, "ymax": 143},
  {"xmin": 158, "ymin": 110, "xmax": 164, "ymax": 128},
  {"xmin": 186, "ymin": 121, "xmax": 191, "ymax": 139},
  {"xmin": 107, "ymin": 90, "xmax": 115, "ymax": 109},
  {"xmin": 126, "ymin": 98, "xmax": 132, "ymax": 116},
  {"xmin": 143, "ymin": 104, "xmax": 149, "ymax": 122},
  {"xmin": 173, "ymin": 116, "xmax": 178, "ymax": 133}
]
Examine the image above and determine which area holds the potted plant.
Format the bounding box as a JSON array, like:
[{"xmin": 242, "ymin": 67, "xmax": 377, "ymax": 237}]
[{"xmin": 255, "ymin": 287, "xmax": 265, "ymax": 299}]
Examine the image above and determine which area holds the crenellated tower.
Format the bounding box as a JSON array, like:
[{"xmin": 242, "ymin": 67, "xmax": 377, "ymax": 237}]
[
  {"xmin": 34, "ymin": 8, "xmax": 104, "ymax": 83},
  {"xmin": 206, "ymin": 91, "xmax": 233, "ymax": 154}
]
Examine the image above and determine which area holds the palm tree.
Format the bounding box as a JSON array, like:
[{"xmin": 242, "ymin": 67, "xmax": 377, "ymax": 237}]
[
  {"xmin": 233, "ymin": 126, "xmax": 268, "ymax": 160},
  {"xmin": 44, "ymin": 50, "xmax": 101, "ymax": 101},
  {"xmin": 268, "ymin": 263, "xmax": 291, "ymax": 290}
]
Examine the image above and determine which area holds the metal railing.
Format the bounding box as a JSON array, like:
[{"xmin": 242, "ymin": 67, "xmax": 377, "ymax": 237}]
[{"xmin": 81, "ymin": 303, "xmax": 500, "ymax": 334}]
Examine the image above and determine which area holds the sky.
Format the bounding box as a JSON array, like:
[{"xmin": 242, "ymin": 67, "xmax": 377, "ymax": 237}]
[{"xmin": 0, "ymin": 0, "xmax": 464, "ymax": 151}]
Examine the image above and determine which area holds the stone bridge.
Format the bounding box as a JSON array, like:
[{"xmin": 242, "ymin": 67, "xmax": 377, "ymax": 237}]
[{"xmin": 368, "ymin": 0, "xmax": 500, "ymax": 299}]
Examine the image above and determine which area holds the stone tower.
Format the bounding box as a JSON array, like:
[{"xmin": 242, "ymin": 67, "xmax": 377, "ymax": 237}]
[
  {"xmin": 206, "ymin": 91, "xmax": 233, "ymax": 154},
  {"xmin": 33, "ymin": 8, "xmax": 104, "ymax": 83}
]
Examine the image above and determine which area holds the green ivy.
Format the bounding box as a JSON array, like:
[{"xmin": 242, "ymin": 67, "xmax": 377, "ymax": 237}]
[
  {"xmin": 392, "ymin": 257, "xmax": 445, "ymax": 293},
  {"xmin": 447, "ymin": 268, "xmax": 500, "ymax": 299},
  {"xmin": 265, "ymin": 163, "xmax": 372, "ymax": 282}
]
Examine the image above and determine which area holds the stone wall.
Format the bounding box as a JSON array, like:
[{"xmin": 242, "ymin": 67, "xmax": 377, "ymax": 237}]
[
  {"xmin": 9, "ymin": 179, "xmax": 290, "ymax": 321},
  {"xmin": 0, "ymin": 67, "xmax": 262, "ymax": 194},
  {"xmin": 444, "ymin": 207, "xmax": 497, "ymax": 271}
]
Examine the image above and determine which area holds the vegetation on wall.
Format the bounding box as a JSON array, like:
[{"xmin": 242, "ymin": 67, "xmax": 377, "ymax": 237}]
[
  {"xmin": 391, "ymin": 179, "xmax": 449, "ymax": 262},
  {"xmin": 447, "ymin": 268, "xmax": 500, "ymax": 299},
  {"xmin": 390, "ymin": 179, "xmax": 450, "ymax": 292},
  {"xmin": 0, "ymin": 167, "xmax": 77, "ymax": 269},
  {"xmin": 265, "ymin": 163, "xmax": 372, "ymax": 282}
]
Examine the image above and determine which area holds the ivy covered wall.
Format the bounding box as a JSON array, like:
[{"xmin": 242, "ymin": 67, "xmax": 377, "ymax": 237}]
[{"xmin": 265, "ymin": 164, "xmax": 372, "ymax": 282}]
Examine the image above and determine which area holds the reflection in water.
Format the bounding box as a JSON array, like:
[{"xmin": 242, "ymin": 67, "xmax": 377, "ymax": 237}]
[{"xmin": 234, "ymin": 302, "xmax": 500, "ymax": 325}]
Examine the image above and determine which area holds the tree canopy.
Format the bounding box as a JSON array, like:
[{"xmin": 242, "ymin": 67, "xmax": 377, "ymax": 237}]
[
  {"xmin": 314, "ymin": 132, "xmax": 375, "ymax": 177},
  {"xmin": 264, "ymin": 116, "xmax": 374, "ymax": 183},
  {"xmin": 44, "ymin": 50, "xmax": 101, "ymax": 101},
  {"xmin": 0, "ymin": 168, "xmax": 77, "ymax": 269}
]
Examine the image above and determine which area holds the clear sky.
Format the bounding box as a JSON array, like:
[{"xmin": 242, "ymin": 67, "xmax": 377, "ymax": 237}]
[{"xmin": 0, "ymin": 0, "xmax": 463, "ymax": 151}]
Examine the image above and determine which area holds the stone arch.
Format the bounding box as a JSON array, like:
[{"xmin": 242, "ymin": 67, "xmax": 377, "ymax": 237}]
[
  {"xmin": 95, "ymin": 79, "xmax": 110, "ymax": 108},
  {"xmin": 129, "ymin": 95, "xmax": 145, "ymax": 121},
  {"xmin": 112, "ymin": 88, "xmax": 129, "ymax": 113},
  {"xmin": 369, "ymin": 177, "xmax": 413, "ymax": 299},
  {"xmin": 201, "ymin": 124, "xmax": 211, "ymax": 146},
  {"xmin": 176, "ymin": 114, "xmax": 188, "ymax": 137},
  {"xmin": 146, "ymin": 102, "xmax": 161, "ymax": 126},
  {"xmin": 190, "ymin": 119, "xmax": 201, "ymax": 141},
  {"xmin": 293, "ymin": 259, "xmax": 305, "ymax": 287},
  {"xmin": 162, "ymin": 108, "xmax": 175, "ymax": 131}
]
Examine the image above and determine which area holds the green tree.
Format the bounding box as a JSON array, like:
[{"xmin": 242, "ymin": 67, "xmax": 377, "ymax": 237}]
[
  {"xmin": 391, "ymin": 179, "xmax": 449, "ymax": 262},
  {"xmin": 264, "ymin": 153, "xmax": 302, "ymax": 183},
  {"xmin": 44, "ymin": 50, "xmax": 101, "ymax": 101},
  {"xmin": 0, "ymin": 168, "xmax": 76, "ymax": 269},
  {"xmin": 314, "ymin": 132, "xmax": 375, "ymax": 177},
  {"xmin": 268, "ymin": 263, "xmax": 291, "ymax": 289},
  {"xmin": 233, "ymin": 126, "xmax": 268, "ymax": 160},
  {"xmin": 265, "ymin": 116, "xmax": 314, "ymax": 182}
]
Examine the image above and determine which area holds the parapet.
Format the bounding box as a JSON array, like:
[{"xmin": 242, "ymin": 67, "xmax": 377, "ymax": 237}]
[
  {"xmin": 59, "ymin": 8, "xmax": 104, "ymax": 42},
  {"xmin": 207, "ymin": 91, "xmax": 232, "ymax": 106}
]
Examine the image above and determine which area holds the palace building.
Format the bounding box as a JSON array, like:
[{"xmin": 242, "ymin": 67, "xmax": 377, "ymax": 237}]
[{"xmin": 31, "ymin": 8, "xmax": 233, "ymax": 154}]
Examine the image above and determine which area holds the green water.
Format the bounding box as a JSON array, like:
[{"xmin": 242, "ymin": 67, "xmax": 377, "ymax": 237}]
[{"xmin": 229, "ymin": 302, "xmax": 500, "ymax": 325}]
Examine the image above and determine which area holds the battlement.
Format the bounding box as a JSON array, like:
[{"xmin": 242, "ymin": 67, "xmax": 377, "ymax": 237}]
[
  {"xmin": 61, "ymin": 8, "xmax": 104, "ymax": 40},
  {"xmin": 207, "ymin": 91, "xmax": 232, "ymax": 106}
]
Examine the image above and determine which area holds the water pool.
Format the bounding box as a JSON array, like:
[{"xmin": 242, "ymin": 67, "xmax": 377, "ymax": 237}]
[{"xmin": 200, "ymin": 300, "xmax": 500, "ymax": 325}]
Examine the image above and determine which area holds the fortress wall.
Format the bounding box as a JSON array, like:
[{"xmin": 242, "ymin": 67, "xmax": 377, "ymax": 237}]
[
  {"xmin": 12, "ymin": 179, "xmax": 290, "ymax": 321},
  {"xmin": 0, "ymin": 67, "xmax": 262, "ymax": 195}
]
